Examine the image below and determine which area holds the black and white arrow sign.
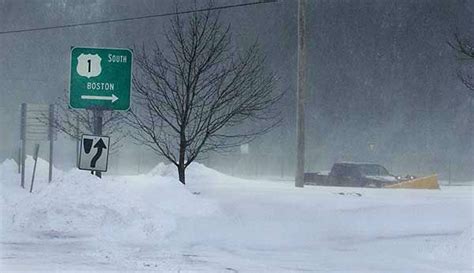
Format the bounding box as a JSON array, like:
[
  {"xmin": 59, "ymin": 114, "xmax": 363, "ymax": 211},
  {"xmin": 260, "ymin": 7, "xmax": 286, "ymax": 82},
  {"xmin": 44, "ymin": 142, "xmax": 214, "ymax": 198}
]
[{"xmin": 78, "ymin": 135, "xmax": 110, "ymax": 172}]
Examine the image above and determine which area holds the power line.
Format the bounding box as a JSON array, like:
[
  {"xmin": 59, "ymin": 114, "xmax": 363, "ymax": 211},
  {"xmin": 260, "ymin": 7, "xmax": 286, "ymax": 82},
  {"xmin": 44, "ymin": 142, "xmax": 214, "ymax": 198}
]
[{"xmin": 0, "ymin": 0, "xmax": 277, "ymax": 35}]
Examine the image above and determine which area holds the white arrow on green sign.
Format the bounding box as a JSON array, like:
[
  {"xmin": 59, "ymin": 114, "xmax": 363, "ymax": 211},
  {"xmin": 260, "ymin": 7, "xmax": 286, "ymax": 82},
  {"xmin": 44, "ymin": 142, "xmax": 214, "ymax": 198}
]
[
  {"xmin": 69, "ymin": 47, "xmax": 132, "ymax": 110},
  {"xmin": 81, "ymin": 94, "xmax": 118, "ymax": 102}
]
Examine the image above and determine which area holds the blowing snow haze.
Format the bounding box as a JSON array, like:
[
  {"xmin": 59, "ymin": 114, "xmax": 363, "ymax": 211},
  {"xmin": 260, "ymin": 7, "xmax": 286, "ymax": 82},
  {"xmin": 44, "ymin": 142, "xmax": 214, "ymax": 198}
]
[
  {"xmin": 0, "ymin": 0, "xmax": 473, "ymax": 181},
  {"xmin": 1, "ymin": 1, "xmax": 474, "ymax": 272}
]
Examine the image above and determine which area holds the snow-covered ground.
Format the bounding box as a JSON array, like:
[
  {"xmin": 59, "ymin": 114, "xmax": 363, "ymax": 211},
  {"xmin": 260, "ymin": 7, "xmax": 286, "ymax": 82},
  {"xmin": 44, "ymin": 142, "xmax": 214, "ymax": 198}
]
[{"xmin": 1, "ymin": 157, "xmax": 473, "ymax": 272}]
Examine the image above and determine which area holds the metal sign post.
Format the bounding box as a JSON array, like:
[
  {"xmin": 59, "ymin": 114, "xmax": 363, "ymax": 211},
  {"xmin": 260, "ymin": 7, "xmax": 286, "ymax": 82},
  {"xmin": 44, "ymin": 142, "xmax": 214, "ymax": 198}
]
[
  {"xmin": 93, "ymin": 109, "xmax": 103, "ymax": 178},
  {"xmin": 17, "ymin": 147, "xmax": 21, "ymax": 174},
  {"xmin": 75, "ymin": 116, "xmax": 80, "ymax": 167},
  {"xmin": 29, "ymin": 144, "xmax": 40, "ymax": 193}
]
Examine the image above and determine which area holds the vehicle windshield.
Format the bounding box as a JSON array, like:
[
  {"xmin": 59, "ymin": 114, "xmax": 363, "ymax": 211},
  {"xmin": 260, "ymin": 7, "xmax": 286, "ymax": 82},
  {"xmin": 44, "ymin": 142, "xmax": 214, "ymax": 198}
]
[{"xmin": 358, "ymin": 164, "xmax": 390, "ymax": 176}]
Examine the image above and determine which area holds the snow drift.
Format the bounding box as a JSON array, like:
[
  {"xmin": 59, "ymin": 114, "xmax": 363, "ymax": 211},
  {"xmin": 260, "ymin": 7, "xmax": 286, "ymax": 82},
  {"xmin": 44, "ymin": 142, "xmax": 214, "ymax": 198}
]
[
  {"xmin": 1, "ymin": 157, "xmax": 218, "ymax": 243},
  {"xmin": 1, "ymin": 157, "xmax": 472, "ymax": 272}
]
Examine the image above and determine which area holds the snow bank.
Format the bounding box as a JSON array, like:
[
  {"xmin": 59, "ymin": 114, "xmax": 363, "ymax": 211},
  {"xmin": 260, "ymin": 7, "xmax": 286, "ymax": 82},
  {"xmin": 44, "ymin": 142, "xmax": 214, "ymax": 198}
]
[
  {"xmin": 1, "ymin": 159, "xmax": 472, "ymax": 271},
  {"xmin": 147, "ymin": 162, "xmax": 177, "ymax": 177},
  {"xmin": 147, "ymin": 161, "xmax": 228, "ymax": 184},
  {"xmin": 1, "ymin": 158, "xmax": 218, "ymax": 243}
]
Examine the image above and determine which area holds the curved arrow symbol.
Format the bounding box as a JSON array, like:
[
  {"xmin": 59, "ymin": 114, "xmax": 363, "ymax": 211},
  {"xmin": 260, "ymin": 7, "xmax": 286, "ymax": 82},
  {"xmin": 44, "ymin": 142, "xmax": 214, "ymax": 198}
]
[{"xmin": 90, "ymin": 139, "xmax": 107, "ymax": 168}]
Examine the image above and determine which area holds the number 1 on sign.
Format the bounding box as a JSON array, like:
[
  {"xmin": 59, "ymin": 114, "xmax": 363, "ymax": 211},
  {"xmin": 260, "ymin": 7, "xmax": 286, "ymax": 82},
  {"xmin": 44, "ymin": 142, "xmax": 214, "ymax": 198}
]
[{"xmin": 87, "ymin": 59, "xmax": 91, "ymax": 72}]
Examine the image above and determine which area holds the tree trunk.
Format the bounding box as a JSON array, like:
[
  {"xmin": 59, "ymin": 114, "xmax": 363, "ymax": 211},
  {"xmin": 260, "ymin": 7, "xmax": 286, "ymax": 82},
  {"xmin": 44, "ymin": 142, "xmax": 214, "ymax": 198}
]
[
  {"xmin": 178, "ymin": 134, "xmax": 186, "ymax": 185},
  {"xmin": 178, "ymin": 164, "xmax": 186, "ymax": 185}
]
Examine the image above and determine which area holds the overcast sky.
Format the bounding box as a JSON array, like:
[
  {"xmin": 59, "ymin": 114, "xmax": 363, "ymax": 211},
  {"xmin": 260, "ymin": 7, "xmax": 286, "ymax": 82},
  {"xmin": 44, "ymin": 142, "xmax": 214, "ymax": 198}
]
[{"xmin": 0, "ymin": 0, "xmax": 473, "ymax": 179}]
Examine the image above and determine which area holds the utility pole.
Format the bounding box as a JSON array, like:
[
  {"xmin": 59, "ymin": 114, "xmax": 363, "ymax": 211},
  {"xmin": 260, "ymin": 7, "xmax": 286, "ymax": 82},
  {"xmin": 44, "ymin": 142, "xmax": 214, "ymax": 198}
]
[
  {"xmin": 20, "ymin": 103, "xmax": 26, "ymax": 188},
  {"xmin": 295, "ymin": 0, "xmax": 306, "ymax": 188},
  {"xmin": 48, "ymin": 104, "xmax": 54, "ymax": 183}
]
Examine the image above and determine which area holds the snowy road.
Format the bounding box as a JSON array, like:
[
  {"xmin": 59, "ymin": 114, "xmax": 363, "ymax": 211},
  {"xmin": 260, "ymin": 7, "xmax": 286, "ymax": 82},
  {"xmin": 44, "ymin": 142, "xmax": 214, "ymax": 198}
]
[{"xmin": 1, "ymin": 160, "xmax": 473, "ymax": 272}]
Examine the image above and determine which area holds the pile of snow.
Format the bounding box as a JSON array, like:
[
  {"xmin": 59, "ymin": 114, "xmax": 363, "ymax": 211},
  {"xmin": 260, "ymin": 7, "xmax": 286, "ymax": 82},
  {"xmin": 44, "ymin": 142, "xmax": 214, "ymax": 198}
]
[
  {"xmin": 146, "ymin": 162, "xmax": 177, "ymax": 177},
  {"xmin": 1, "ymin": 157, "xmax": 218, "ymax": 243},
  {"xmin": 1, "ymin": 158, "xmax": 472, "ymax": 271},
  {"xmin": 148, "ymin": 162, "xmax": 228, "ymax": 185}
]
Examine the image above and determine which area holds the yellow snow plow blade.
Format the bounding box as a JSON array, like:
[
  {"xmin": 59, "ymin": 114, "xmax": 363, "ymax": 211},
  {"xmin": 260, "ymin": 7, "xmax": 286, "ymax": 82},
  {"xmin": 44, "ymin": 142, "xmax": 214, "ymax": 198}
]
[{"xmin": 384, "ymin": 175, "xmax": 439, "ymax": 190}]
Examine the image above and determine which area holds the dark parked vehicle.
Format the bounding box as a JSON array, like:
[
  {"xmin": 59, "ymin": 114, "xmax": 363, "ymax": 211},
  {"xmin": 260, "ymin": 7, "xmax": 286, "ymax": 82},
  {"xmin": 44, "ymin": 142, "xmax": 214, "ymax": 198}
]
[{"xmin": 304, "ymin": 162, "xmax": 408, "ymax": 188}]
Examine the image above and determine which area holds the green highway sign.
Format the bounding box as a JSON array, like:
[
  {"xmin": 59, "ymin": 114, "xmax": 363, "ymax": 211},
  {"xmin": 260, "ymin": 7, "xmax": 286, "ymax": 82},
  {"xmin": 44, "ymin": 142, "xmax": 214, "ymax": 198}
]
[{"xmin": 69, "ymin": 47, "xmax": 132, "ymax": 110}]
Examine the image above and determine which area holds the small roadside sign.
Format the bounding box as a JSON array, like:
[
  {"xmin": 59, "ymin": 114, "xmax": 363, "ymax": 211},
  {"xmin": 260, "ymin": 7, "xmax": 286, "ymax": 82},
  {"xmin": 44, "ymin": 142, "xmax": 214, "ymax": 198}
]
[
  {"xmin": 79, "ymin": 135, "xmax": 110, "ymax": 172},
  {"xmin": 69, "ymin": 47, "xmax": 133, "ymax": 111}
]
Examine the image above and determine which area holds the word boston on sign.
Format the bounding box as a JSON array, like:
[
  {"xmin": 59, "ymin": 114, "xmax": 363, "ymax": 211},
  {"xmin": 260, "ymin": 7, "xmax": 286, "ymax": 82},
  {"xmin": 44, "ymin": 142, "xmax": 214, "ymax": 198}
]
[
  {"xmin": 79, "ymin": 135, "xmax": 110, "ymax": 172},
  {"xmin": 69, "ymin": 47, "xmax": 133, "ymax": 110}
]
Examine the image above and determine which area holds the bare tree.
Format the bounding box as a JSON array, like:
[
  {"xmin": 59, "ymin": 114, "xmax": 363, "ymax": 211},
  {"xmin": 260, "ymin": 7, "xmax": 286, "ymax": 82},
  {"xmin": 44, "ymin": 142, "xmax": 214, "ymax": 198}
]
[
  {"xmin": 128, "ymin": 7, "xmax": 281, "ymax": 184},
  {"xmin": 46, "ymin": 93, "xmax": 126, "ymax": 154},
  {"xmin": 448, "ymin": 33, "xmax": 474, "ymax": 97}
]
